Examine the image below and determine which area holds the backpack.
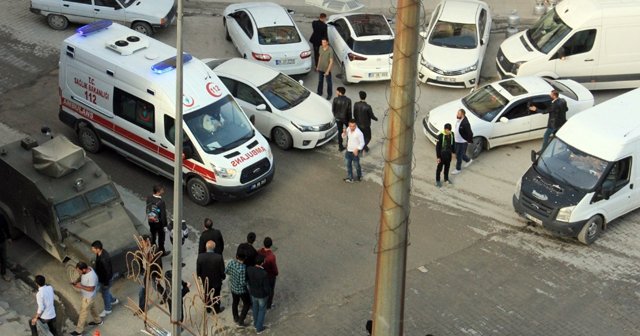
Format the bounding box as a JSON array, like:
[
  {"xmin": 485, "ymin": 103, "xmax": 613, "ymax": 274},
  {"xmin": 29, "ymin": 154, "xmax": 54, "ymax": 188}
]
[{"xmin": 146, "ymin": 199, "xmax": 161, "ymax": 223}]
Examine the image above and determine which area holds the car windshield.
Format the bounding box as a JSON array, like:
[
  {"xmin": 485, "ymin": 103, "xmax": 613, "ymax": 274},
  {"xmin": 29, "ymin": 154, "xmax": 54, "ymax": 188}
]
[
  {"xmin": 429, "ymin": 21, "xmax": 477, "ymax": 49},
  {"xmin": 352, "ymin": 39, "xmax": 394, "ymax": 55},
  {"xmin": 259, "ymin": 73, "xmax": 310, "ymax": 110},
  {"xmin": 526, "ymin": 8, "xmax": 572, "ymax": 54},
  {"xmin": 347, "ymin": 14, "xmax": 393, "ymax": 37},
  {"xmin": 54, "ymin": 184, "xmax": 119, "ymax": 221},
  {"xmin": 462, "ymin": 85, "xmax": 509, "ymax": 121},
  {"xmin": 258, "ymin": 26, "xmax": 301, "ymax": 45},
  {"xmin": 185, "ymin": 95, "xmax": 254, "ymax": 154},
  {"xmin": 544, "ymin": 78, "xmax": 578, "ymax": 101},
  {"xmin": 535, "ymin": 138, "xmax": 609, "ymax": 191},
  {"xmin": 85, "ymin": 184, "xmax": 118, "ymax": 207}
]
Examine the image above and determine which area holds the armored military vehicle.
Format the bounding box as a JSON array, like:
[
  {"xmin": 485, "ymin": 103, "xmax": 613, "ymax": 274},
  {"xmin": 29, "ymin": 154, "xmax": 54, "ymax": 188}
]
[{"xmin": 0, "ymin": 131, "xmax": 145, "ymax": 272}]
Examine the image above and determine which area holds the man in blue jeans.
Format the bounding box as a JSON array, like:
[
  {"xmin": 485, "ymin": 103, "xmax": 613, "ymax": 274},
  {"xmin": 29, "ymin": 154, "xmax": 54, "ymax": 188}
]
[
  {"xmin": 91, "ymin": 240, "xmax": 119, "ymax": 318},
  {"xmin": 342, "ymin": 119, "xmax": 365, "ymax": 183},
  {"xmin": 247, "ymin": 254, "xmax": 270, "ymax": 334},
  {"xmin": 452, "ymin": 109, "xmax": 474, "ymax": 175}
]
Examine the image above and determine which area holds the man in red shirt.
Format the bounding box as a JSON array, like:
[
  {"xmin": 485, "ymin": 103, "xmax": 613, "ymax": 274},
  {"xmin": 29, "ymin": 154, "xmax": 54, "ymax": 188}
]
[{"xmin": 258, "ymin": 237, "xmax": 278, "ymax": 309}]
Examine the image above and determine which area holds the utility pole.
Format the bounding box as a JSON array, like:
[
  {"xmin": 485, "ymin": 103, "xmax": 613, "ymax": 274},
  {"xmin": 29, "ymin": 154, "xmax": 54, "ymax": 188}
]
[
  {"xmin": 171, "ymin": 0, "xmax": 184, "ymax": 335},
  {"xmin": 372, "ymin": 0, "xmax": 421, "ymax": 335}
]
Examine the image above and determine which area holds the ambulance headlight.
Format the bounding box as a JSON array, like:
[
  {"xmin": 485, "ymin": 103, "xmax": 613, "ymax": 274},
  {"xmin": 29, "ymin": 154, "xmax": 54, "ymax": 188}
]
[
  {"xmin": 556, "ymin": 206, "xmax": 575, "ymax": 222},
  {"xmin": 212, "ymin": 165, "xmax": 237, "ymax": 178}
]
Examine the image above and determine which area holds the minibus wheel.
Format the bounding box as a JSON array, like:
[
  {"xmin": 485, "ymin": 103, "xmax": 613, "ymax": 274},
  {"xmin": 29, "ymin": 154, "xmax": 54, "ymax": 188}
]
[
  {"xmin": 577, "ymin": 215, "xmax": 603, "ymax": 245},
  {"xmin": 187, "ymin": 177, "xmax": 211, "ymax": 206},
  {"xmin": 78, "ymin": 125, "xmax": 101, "ymax": 153}
]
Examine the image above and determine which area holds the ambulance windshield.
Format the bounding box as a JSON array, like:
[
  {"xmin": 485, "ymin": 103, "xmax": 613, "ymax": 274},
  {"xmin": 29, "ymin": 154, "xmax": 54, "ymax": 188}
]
[{"xmin": 184, "ymin": 95, "xmax": 254, "ymax": 154}]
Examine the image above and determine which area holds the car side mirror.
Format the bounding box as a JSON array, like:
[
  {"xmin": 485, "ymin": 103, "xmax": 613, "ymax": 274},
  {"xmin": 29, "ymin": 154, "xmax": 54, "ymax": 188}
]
[
  {"xmin": 555, "ymin": 47, "xmax": 566, "ymax": 60},
  {"xmin": 298, "ymin": 79, "xmax": 304, "ymax": 86},
  {"xmin": 601, "ymin": 187, "xmax": 613, "ymax": 200},
  {"xmin": 499, "ymin": 117, "xmax": 509, "ymax": 124},
  {"xmin": 287, "ymin": 9, "xmax": 295, "ymax": 15},
  {"xmin": 530, "ymin": 149, "xmax": 538, "ymax": 163},
  {"xmin": 480, "ymin": 38, "xmax": 485, "ymax": 46},
  {"xmin": 419, "ymin": 31, "xmax": 427, "ymax": 39},
  {"xmin": 256, "ymin": 104, "xmax": 267, "ymax": 111}
]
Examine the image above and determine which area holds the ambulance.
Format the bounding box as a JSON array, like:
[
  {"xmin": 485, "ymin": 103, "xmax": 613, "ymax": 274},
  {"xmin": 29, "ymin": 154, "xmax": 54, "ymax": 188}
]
[{"xmin": 58, "ymin": 21, "xmax": 275, "ymax": 206}]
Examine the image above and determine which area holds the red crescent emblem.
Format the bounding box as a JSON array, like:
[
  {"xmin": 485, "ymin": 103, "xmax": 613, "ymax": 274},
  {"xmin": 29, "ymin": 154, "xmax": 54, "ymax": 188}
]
[
  {"xmin": 206, "ymin": 82, "xmax": 222, "ymax": 97},
  {"xmin": 183, "ymin": 95, "xmax": 195, "ymax": 107}
]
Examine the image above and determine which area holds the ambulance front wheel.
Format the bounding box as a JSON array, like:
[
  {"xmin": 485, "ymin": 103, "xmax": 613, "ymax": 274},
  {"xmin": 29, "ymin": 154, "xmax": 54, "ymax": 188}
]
[
  {"xmin": 187, "ymin": 177, "xmax": 211, "ymax": 206},
  {"xmin": 78, "ymin": 125, "xmax": 102, "ymax": 153}
]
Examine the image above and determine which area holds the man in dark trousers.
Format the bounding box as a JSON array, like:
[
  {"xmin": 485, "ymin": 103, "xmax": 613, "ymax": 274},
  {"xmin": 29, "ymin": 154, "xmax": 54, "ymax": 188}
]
[
  {"xmin": 529, "ymin": 89, "xmax": 568, "ymax": 150},
  {"xmin": 246, "ymin": 254, "xmax": 270, "ymax": 334},
  {"xmin": 237, "ymin": 232, "xmax": 258, "ymax": 266},
  {"xmin": 353, "ymin": 90, "xmax": 378, "ymax": 152},
  {"xmin": 91, "ymin": 240, "xmax": 119, "ymax": 318},
  {"xmin": 316, "ymin": 38, "xmax": 334, "ymax": 100},
  {"xmin": 198, "ymin": 218, "xmax": 224, "ymax": 257},
  {"xmin": 332, "ymin": 87, "xmax": 352, "ymax": 151},
  {"xmin": 452, "ymin": 109, "xmax": 474, "ymax": 175},
  {"xmin": 435, "ymin": 123, "xmax": 455, "ymax": 187},
  {"xmin": 309, "ymin": 13, "xmax": 327, "ymax": 66},
  {"xmin": 225, "ymin": 251, "xmax": 251, "ymax": 326},
  {"xmin": 258, "ymin": 237, "xmax": 278, "ymax": 310},
  {"xmin": 0, "ymin": 214, "xmax": 12, "ymax": 281},
  {"xmin": 164, "ymin": 270, "xmax": 190, "ymax": 323},
  {"xmin": 30, "ymin": 275, "xmax": 58, "ymax": 336},
  {"xmin": 146, "ymin": 184, "xmax": 170, "ymax": 257},
  {"xmin": 196, "ymin": 240, "xmax": 225, "ymax": 313}
]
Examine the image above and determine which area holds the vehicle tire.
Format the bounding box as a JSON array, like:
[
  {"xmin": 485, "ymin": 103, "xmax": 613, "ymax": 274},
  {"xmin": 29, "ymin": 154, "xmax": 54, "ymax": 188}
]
[
  {"xmin": 341, "ymin": 62, "xmax": 350, "ymax": 85},
  {"xmin": 272, "ymin": 127, "xmax": 293, "ymax": 150},
  {"xmin": 470, "ymin": 137, "xmax": 485, "ymax": 159},
  {"xmin": 132, "ymin": 22, "xmax": 153, "ymax": 36},
  {"xmin": 187, "ymin": 177, "xmax": 211, "ymax": 206},
  {"xmin": 47, "ymin": 14, "xmax": 69, "ymax": 30},
  {"xmin": 577, "ymin": 215, "xmax": 603, "ymax": 245},
  {"xmin": 77, "ymin": 125, "xmax": 102, "ymax": 153},
  {"xmin": 224, "ymin": 18, "xmax": 231, "ymax": 42}
]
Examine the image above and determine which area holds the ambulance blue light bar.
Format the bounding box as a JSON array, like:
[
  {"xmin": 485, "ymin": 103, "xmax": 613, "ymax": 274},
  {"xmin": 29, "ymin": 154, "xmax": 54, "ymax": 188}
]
[
  {"xmin": 151, "ymin": 53, "xmax": 194, "ymax": 74},
  {"xmin": 76, "ymin": 20, "xmax": 113, "ymax": 36}
]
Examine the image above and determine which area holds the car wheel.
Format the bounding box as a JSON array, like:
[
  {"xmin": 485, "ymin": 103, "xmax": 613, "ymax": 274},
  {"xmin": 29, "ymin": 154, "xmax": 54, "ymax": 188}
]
[
  {"xmin": 341, "ymin": 62, "xmax": 350, "ymax": 85},
  {"xmin": 272, "ymin": 127, "xmax": 293, "ymax": 150},
  {"xmin": 132, "ymin": 22, "xmax": 153, "ymax": 36},
  {"xmin": 224, "ymin": 18, "xmax": 231, "ymax": 42},
  {"xmin": 470, "ymin": 137, "xmax": 485, "ymax": 159},
  {"xmin": 187, "ymin": 177, "xmax": 211, "ymax": 206},
  {"xmin": 47, "ymin": 14, "xmax": 69, "ymax": 30},
  {"xmin": 77, "ymin": 125, "xmax": 101, "ymax": 153},
  {"xmin": 577, "ymin": 215, "xmax": 603, "ymax": 245}
]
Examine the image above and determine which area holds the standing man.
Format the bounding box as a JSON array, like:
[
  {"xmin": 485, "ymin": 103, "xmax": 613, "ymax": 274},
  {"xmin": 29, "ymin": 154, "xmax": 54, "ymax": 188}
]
[
  {"xmin": 342, "ymin": 119, "xmax": 365, "ymax": 183},
  {"xmin": 332, "ymin": 87, "xmax": 352, "ymax": 151},
  {"xmin": 309, "ymin": 13, "xmax": 328, "ymax": 66},
  {"xmin": 258, "ymin": 237, "xmax": 278, "ymax": 310},
  {"xmin": 164, "ymin": 270, "xmax": 190, "ymax": 323},
  {"xmin": 452, "ymin": 109, "xmax": 474, "ymax": 175},
  {"xmin": 0, "ymin": 214, "xmax": 11, "ymax": 282},
  {"xmin": 146, "ymin": 184, "xmax": 170, "ymax": 257},
  {"xmin": 70, "ymin": 262, "xmax": 102, "ymax": 336},
  {"xmin": 237, "ymin": 232, "xmax": 258, "ymax": 267},
  {"xmin": 316, "ymin": 38, "xmax": 334, "ymax": 100},
  {"xmin": 225, "ymin": 251, "xmax": 251, "ymax": 326},
  {"xmin": 529, "ymin": 89, "xmax": 568, "ymax": 150},
  {"xmin": 91, "ymin": 240, "xmax": 119, "ymax": 318},
  {"xmin": 353, "ymin": 90, "xmax": 378, "ymax": 152},
  {"xmin": 435, "ymin": 123, "xmax": 455, "ymax": 187},
  {"xmin": 246, "ymin": 254, "xmax": 270, "ymax": 334},
  {"xmin": 198, "ymin": 218, "xmax": 224, "ymax": 257},
  {"xmin": 30, "ymin": 275, "xmax": 58, "ymax": 336},
  {"xmin": 196, "ymin": 240, "xmax": 225, "ymax": 314}
]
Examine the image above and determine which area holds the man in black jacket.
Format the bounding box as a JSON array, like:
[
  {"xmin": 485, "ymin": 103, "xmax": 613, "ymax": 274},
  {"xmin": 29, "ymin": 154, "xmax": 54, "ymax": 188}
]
[
  {"xmin": 246, "ymin": 254, "xmax": 270, "ymax": 334},
  {"xmin": 353, "ymin": 91, "xmax": 378, "ymax": 152},
  {"xmin": 529, "ymin": 89, "xmax": 568, "ymax": 150},
  {"xmin": 332, "ymin": 87, "xmax": 352, "ymax": 151},
  {"xmin": 309, "ymin": 13, "xmax": 327, "ymax": 66},
  {"xmin": 435, "ymin": 123, "xmax": 455, "ymax": 187},
  {"xmin": 146, "ymin": 184, "xmax": 170, "ymax": 257},
  {"xmin": 0, "ymin": 214, "xmax": 11, "ymax": 282},
  {"xmin": 198, "ymin": 218, "xmax": 224, "ymax": 257},
  {"xmin": 237, "ymin": 232, "xmax": 258, "ymax": 266},
  {"xmin": 91, "ymin": 241, "xmax": 119, "ymax": 318},
  {"xmin": 197, "ymin": 240, "xmax": 225, "ymax": 313},
  {"xmin": 452, "ymin": 109, "xmax": 474, "ymax": 175}
]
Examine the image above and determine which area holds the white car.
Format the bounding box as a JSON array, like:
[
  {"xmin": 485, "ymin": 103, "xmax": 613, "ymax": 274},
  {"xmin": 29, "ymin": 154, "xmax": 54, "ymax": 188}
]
[
  {"xmin": 205, "ymin": 58, "xmax": 337, "ymax": 150},
  {"xmin": 418, "ymin": 0, "xmax": 491, "ymax": 88},
  {"xmin": 327, "ymin": 13, "xmax": 394, "ymax": 84},
  {"xmin": 222, "ymin": 2, "xmax": 312, "ymax": 76},
  {"xmin": 423, "ymin": 77, "xmax": 594, "ymax": 158},
  {"xmin": 29, "ymin": 0, "xmax": 175, "ymax": 36}
]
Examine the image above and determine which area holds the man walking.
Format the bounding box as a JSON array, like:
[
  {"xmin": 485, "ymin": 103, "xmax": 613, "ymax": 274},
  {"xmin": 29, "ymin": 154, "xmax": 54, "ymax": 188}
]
[
  {"xmin": 316, "ymin": 38, "xmax": 334, "ymax": 100},
  {"xmin": 30, "ymin": 275, "xmax": 57, "ymax": 336},
  {"xmin": 0, "ymin": 214, "xmax": 11, "ymax": 281},
  {"xmin": 197, "ymin": 240, "xmax": 225, "ymax": 314},
  {"xmin": 332, "ymin": 87, "xmax": 352, "ymax": 151},
  {"xmin": 258, "ymin": 237, "xmax": 278, "ymax": 310},
  {"xmin": 246, "ymin": 254, "xmax": 270, "ymax": 334},
  {"xmin": 91, "ymin": 240, "xmax": 119, "ymax": 318},
  {"xmin": 435, "ymin": 123, "xmax": 455, "ymax": 187},
  {"xmin": 353, "ymin": 91, "xmax": 378, "ymax": 152},
  {"xmin": 342, "ymin": 119, "xmax": 365, "ymax": 183},
  {"xmin": 70, "ymin": 262, "xmax": 102, "ymax": 336},
  {"xmin": 529, "ymin": 89, "xmax": 568, "ymax": 150},
  {"xmin": 198, "ymin": 218, "xmax": 224, "ymax": 257},
  {"xmin": 225, "ymin": 251, "xmax": 251, "ymax": 326},
  {"xmin": 146, "ymin": 184, "xmax": 170, "ymax": 257},
  {"xmin": 309, "ymin": 13, "xmax": 328, "ymax": 66},
  {"xmin": 452, "ymin": 109, "xmax": 474, "ymax": 175},
  {"xmin": 237, "ymin": 232, "xmax": 258, "ymax": 267}
]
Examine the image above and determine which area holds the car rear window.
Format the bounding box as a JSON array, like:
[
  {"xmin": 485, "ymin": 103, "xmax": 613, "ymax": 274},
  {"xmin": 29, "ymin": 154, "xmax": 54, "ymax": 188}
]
[
  {"xmin": 347, "ymin": 14, "xmax": 392, "ymax": 37},
  {"xmin": 352, "ymin": 39, "xmax": 394, "ymax": 55},
  {"xmin": 544, "ymin": 78, "xmax": 579, "ymax": 101},
  {"xmin": 498, "ymin": 80, "xmax": 528, "ymax": 96},
  {"xmin": 258, "ymin": 26, "xmax": 301, "ymax": 45}
]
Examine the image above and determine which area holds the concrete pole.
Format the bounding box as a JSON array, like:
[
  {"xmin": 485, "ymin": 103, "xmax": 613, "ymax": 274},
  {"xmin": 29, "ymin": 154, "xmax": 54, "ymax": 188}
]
[
  {"xmin": 372, "ymin": 0, "xmax": 421, "ymax": 335},
  {"xmin": 171, "ymin": 0, "xmax": 184, "ymax": 335}
]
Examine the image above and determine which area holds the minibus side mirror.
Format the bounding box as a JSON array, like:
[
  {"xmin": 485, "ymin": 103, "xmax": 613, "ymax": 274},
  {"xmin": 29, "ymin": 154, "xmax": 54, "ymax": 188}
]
[
  {"xmin": 530, "ymin": 150, "xmax": 538, "ymax": 163},
  {"xmin": 600, "ymin": 186, "xmax": 614, "ymax": 200},
  {"xmin": 256, "ymin": 104, "xmax": 268, "ymax": 111}
]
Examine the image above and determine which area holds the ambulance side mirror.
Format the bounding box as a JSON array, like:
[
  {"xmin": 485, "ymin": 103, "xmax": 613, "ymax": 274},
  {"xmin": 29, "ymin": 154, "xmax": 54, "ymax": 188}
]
[{"xmin": 183, "ymin": 143, "xmax": 194, "ymax": 160}]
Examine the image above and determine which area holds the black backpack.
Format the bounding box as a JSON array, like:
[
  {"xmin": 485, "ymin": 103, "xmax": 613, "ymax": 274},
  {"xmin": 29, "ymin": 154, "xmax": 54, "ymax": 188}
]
[{"xmin": 146, "ymin": 199, "xmax": 161, "ymax": 223}]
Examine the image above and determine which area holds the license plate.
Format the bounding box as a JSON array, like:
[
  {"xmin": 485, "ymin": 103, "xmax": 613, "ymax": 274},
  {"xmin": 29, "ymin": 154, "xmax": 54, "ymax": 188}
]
[
  {"xmin": 436, "ymin": 76, "xmax": 456, "ymax": 82},
  {"xmin": 250, "ymin": 178, "xmax": 267, "ymax": 190},
  {"xmin": 368, "ymin": 72, "xmax": 388, "ymax": 78},
  {"xmin": 276, "ymin": 58, "xmax": 295, "ymax": 65},
  {"xmin": 524, "ymin": 213, "xmax": 543, "ymax": 225}
]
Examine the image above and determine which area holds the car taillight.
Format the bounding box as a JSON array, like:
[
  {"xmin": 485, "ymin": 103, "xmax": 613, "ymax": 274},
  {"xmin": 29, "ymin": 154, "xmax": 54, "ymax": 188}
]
[
  {"xmin": 300, "ymin": 50, "xmax": 311, "ymax": 59},
  {"xmin": 252, "ymin": 52, "xmax": 272, "ymax": 61},
  {"xmin": 348, "ymin": 53, "xmax": 367, "ymax": 61}
]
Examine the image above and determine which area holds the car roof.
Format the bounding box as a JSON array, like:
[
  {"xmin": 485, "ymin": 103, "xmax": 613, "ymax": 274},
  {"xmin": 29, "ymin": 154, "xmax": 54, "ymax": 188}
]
[
  {"xmin": 212, "ymin": 58, "xmax": 278, "ymax": 86},
  {"xmin": 240, "ymin": 2, "xmax": 293, "ymax": 28},
  {"xmin": 438, "ymin": 0, "xmax": 485, "ymax": 24}
]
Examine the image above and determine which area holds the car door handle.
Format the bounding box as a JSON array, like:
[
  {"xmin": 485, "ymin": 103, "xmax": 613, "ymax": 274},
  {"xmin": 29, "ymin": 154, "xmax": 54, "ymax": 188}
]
[
  {"xmin": 160, "ymin": 144, "xmax": 168, "ymax": 148},
  {"xmin": 63, "ymin": 4, "xmax": 69, "ymax": 6},
  {"xmin": 630, "ymin": 183, "xmax": 634, "ymax": 189},
  {"xmin": 94, "ymin": 8, "xmax": 100, "ymax": 12},
  {"xmin": 148, "ymin": 137, "xmax": 156, "ymax": 142},
  {"xmin": 584, "ymin": 58, "xmax": 594, "ymax": 62}
]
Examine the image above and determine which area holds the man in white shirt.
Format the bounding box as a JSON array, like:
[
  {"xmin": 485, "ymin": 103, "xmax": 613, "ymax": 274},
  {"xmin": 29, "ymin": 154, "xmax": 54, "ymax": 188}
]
[
  {"xmin": 71, "ymin": 262, "xmax": 103, "ymax": 336},
  {"xmin": 30, "ymin": 275, "xmax": 58, "ymax": 336},
  {"xmin": 342, "ymin": 119, "xmax": 365, "ymax": 183}
]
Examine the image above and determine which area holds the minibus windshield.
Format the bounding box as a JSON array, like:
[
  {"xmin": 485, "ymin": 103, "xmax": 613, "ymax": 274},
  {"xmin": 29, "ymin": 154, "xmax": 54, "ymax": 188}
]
[
  {"xmin": 535, "ymin": 138, "xmax": 609, "ymax": 191},
  {"xmin": 526, "ymin": 8, "xmax": 572, "ymax": 54},
  {"xmin": 185, "ymin": 95, "xmax": 254, "ymax": 154}
]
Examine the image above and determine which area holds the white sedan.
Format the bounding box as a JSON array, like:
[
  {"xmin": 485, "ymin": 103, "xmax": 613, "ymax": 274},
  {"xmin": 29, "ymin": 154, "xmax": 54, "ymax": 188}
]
[
  {"xmin": 423, "ymin": 77, "xmax": 594, "ymax": 157},
  {"xmin": 204, "ymin": 58, "xmax": 337, "ymax": 150},
  {"xmin": 327, "ymin": 13, "xmax": 394, "ymax": 84},
  {"xmin": 222, "ymin": 2, "xmax": 312, "ymax": 76},
  {"xmin": 418, "ymin": 0, "xmax": 492, "ymax": 88}
]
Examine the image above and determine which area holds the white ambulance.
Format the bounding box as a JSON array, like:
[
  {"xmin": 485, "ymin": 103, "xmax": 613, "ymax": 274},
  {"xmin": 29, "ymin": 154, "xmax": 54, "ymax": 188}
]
[{"xmin": 58, "ymin": 20, "xmax": 275, "ymax": 206}]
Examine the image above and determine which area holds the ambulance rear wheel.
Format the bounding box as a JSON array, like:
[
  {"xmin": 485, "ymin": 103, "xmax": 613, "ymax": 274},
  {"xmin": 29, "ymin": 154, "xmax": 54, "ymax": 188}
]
[
  {"xmin": 78, "ymin": 126, "xmax": 101, "ymax": 153},
  {"xmin": 187, "ymin": 177, "xmax": 211, "ymax": 206},
  {"xmin": 132, "ymin": 22, "xmax": 153, "ymax": 36},
  {"xmin": 47, "ymin": 14, "xmax": 69, "ymax": 30},
  {"xmin": 272, "ymin": 127, "xmax": 293, "ymax": 150}
]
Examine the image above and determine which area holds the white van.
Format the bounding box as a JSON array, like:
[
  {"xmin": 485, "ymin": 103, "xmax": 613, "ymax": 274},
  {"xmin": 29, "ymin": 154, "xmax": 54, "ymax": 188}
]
[
  {"xmin": 496, "ymin": 0, "xmax": 640, "ymax": 90},
  {"xmin": 58, "ymin": 21, "xmax": 275, "ymax": 206},
  {"xmin": 513, "ymin": 88, "xmax": 640, "ymax": 245}
]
